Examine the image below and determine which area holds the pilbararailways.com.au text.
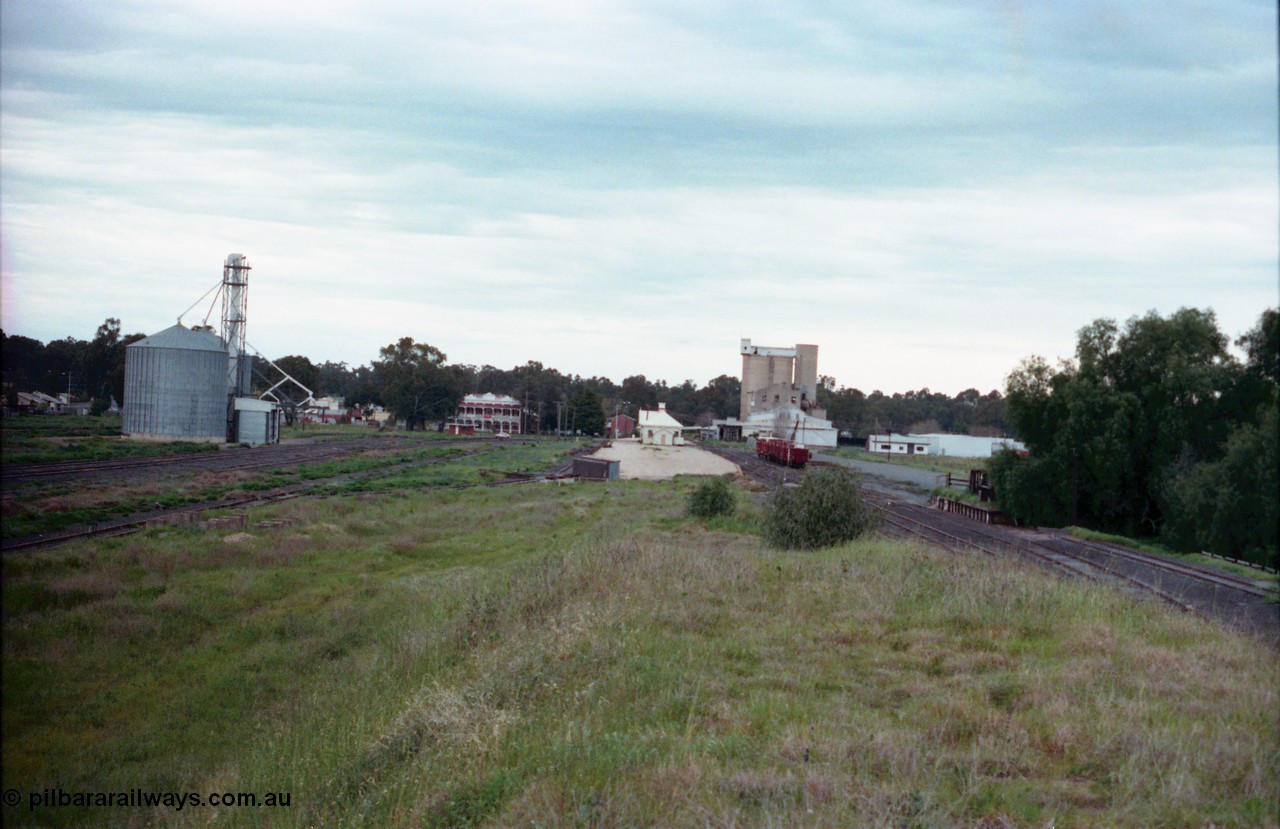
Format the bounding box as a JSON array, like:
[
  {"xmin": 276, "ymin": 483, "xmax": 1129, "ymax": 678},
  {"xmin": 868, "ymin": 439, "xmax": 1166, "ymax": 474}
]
[{"xmin": 5, "ymin": 787, "xmax": 292, "ymax": 812}]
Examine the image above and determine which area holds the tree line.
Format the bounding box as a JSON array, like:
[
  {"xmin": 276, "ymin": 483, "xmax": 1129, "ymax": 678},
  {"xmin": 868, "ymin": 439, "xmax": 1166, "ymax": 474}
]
[
  {"xmin": 990, "ymin": 308, "xmax": 1277, "ymax": 567},
  {"xmin": 4, "ymin": 324, "xmax": 1010, "ymax": 438},
  {"xmin": 256, "ymin": 342, "xmax": 1010, "ymax": 438}
]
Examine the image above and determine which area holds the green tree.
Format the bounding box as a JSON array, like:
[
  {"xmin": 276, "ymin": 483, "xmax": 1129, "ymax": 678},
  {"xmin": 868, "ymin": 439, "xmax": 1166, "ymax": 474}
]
[
  {"xmin": 274, "ymin": 355, "xmax": 319, "ymax": 395},
  {"xmin": 1160, "ymin": 405, "xmax": 1278, "ymax": 567},
  {"xmin": 568, "ymin": 388, "xmax": 606, "ymax": 436},
  {"xmin": 993, "ymin": 308, "xmax": 1268, "ymax": 554},
  {"xmin": 374, "ymin": 338, "xmax": 462, "ymax": 431}
]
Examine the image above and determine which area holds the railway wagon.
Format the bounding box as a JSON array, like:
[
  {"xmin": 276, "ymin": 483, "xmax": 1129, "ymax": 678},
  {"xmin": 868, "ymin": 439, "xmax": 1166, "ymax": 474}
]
[{"xmin": 756, "ymin": 436, "xmax": 810, "ymax": 468}]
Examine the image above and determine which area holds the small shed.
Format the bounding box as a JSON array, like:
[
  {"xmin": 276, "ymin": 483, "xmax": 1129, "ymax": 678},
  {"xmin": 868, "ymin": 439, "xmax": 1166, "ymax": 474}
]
[
  {"xmin": 572, "ymin": 456, "xmax": 620, "ymax": 481},
  {"xmin": 234, "ymin": 397, "xmax": 281, "ymax": 445}
]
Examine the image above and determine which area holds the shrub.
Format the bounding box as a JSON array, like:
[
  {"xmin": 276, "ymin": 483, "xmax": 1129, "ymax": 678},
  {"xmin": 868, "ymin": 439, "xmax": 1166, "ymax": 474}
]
[
  {"xmin": 764, "ymin": 466, "xmax": 878, "ymax": 550},
  {"xmin": 687, "ymin": 476, "xmax": 736, "ymax": 519}
]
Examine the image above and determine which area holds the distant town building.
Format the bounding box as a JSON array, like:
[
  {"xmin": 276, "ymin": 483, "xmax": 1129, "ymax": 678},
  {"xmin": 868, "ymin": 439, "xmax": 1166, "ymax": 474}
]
[
  {"xmin": 711, "ymin": 338, "xmax": 836, "ymax": 447},
  {"xmin": 868, "ymin": 432, "xmax": 1026, "ymax": 458},
  {"xmin": 739, "ymin": 338, "xmax": 825, "ymax": 422},
  {"xmin": 454, "ymin": 393, "xmax": 523, "ymax": 434},
  {"xmin": 638, "ymin": 404, "xmax": 684, "ymax": 446},
  {"xmin": 606, "ymin": 413, "xmax": 636, "ymax": 439}
]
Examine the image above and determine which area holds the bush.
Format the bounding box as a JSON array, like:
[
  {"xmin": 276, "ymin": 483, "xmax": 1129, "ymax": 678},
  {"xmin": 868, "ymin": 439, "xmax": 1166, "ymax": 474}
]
[
  {"xmin": 764, "ymin": 466, "xmax": 878, "ymax": 550},
  {"xmin": 687, "ymin": 476, "xmax": 736, "ymax": 519}
]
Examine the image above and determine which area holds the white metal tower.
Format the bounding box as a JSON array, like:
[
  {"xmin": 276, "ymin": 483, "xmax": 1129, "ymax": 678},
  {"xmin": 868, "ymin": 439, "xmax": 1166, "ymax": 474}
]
[{"xmin": 221, "ymin": 253, "xmax": 250, "ymax": 395}]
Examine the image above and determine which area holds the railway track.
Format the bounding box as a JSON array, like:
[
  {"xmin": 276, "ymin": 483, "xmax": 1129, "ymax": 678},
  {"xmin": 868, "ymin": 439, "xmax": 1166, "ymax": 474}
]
[
  {"xmin": 0, "ymin": 436, "xmax": 504, "ymax": 486},
  {"xmin": 710, "ymin": 443, "xmax": 1278, "ymax": 639},
  {"xmin": 0, "ymin": 438, "xmax": 562, "ymax": 554}
]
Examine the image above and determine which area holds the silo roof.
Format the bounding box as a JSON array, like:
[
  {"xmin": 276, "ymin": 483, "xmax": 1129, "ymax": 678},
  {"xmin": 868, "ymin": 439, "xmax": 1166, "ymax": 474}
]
[{"xmin": 129, "ymin": 323, "xmax": 227, "ymax": 352}]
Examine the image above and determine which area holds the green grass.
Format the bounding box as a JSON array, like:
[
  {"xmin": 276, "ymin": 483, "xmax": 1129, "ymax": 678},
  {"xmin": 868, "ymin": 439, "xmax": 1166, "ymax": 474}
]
[
  {"xmin": 313, "ymin": 441, "xmax": 578, "ymax": 493},
  {"xmin": 3, "ymin": 480, "xmax": 1276, "ymax": 828},
  {"xmin": 0, "ymin": 445, "xmax": 484, "ymax": 539},
  {"xmin": 1067, "ymin": 526, "xmax": 1280, "ymax": 587},
  {"xmin": 1, "ymin": 414, "xmax": 122, "ymax": 437},
  {"xmin": 2, "ymin": 415, "xmax": 220, "ymax": 465},
  {"xmin": 820, "ymin": 446, "xmax": 987, "ymax": 478}
]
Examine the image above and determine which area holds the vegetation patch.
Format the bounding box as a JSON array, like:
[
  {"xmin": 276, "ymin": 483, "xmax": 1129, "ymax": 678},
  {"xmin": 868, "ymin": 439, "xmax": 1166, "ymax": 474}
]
[
  {"xmin": 687, "ymin": 476, "xmax": 736, "ymax": 519},
  {"xmin": 764, "ymin": 466, "xmax": 879, "ymax": 550},
  {"xmin": 2, "ymin": 479, "xmax": 1276, "ymax": 828}
]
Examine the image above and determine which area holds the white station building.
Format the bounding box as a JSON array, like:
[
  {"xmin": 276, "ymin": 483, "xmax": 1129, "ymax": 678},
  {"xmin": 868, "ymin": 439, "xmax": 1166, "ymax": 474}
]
[{"xmin": 638, "ymin": 404, "xmax": 685, "ymax": 446}]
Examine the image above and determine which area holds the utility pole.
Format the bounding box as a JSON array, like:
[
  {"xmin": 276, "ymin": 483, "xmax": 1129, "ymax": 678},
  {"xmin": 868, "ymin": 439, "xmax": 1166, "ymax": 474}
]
[{"xmin": 556, "ymin": 401, "xmax": 564, "ymax": 437}]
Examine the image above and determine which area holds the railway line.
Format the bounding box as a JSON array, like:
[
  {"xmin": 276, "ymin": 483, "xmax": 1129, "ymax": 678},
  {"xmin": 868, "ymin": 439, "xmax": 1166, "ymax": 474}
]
[
  {"xmin": 0, "ymin": 435, "xmax": 506, "ymax": 486},
  {"xmin": 0, "ymin": 437, "xmax": 566, "ymax": 554},
  {"xmin": 711, "ymin": 444, "xmax": 1278, "ymax": 640}
]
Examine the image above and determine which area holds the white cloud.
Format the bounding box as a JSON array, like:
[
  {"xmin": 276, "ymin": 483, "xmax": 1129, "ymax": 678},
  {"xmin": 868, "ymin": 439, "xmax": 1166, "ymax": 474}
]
[{"xmin": 2, "ymin": 1, "xmax": 1275, "ymax": 397}]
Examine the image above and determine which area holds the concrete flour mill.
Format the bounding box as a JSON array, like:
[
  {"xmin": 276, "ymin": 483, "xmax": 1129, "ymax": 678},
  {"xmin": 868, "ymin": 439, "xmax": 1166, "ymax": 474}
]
[{"xmin": 122, "ymin": 254, "xmax": 287, "ymax": 445}]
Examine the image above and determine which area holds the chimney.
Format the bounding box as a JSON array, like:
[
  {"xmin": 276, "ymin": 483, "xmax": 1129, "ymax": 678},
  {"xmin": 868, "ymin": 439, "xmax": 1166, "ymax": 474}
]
[{"xmin": 658, "ymin": 403, "xmax": 666, "ymax": 411}]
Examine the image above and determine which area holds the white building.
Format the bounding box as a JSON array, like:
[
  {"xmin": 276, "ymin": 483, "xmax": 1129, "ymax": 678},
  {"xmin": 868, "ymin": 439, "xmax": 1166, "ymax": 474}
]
[
  {"xmin": 868, "ymin": 432, "xmax": 1026, "ymax": 458},
  {"xmin": 714, "ymin": 406, "xmax": 838, "ymax": 449},
  {"xmin": 638, "ymin": 404, "xmax": 685, "ymax": 446}
]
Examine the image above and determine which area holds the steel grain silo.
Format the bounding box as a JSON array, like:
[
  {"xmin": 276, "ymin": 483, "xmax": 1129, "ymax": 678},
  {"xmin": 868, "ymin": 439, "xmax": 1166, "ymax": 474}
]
[{"xmin": 123, "ymin": 324, "xmax": 229, "ymax": 441}]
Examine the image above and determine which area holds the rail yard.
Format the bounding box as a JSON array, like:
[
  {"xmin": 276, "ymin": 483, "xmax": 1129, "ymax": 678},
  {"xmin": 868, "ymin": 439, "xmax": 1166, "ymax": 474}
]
[
  {"xmin": 707, "ymin": 444, "xmax": 1278, "ymax": 643},
  {"xmin": 6, "ymin": 431, "xmax": 1273, "ymax": 642}
]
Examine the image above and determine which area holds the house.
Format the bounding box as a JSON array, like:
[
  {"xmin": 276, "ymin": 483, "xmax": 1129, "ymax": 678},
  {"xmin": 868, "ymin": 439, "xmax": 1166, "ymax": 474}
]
[
  {"xmin": 16, "ymin": 391, "xmax": 64, "ymax": 413},
  {"xmin": 455, "ymin": 393, "xmax": 523, "ymax": 434},
  {"xmin": 606, "ymin": 413, "xmax": 636, "ymax": 439},
  {"xmin": 638, "ymin": 404, "xmax": 684, "ymax": 446}
]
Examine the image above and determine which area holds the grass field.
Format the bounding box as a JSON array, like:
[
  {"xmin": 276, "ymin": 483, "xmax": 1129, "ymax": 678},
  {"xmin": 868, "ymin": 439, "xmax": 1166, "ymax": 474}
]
[
  {"xmin": 2, "ymin": 479, "xmax": 1276, "ymax": 828},
  {"xmin": 0, "ymin": 441, "xmax": 577, "ymax": 539},
  {"xmin": 2, "ymin": 415, "xmax": 220, "ymax": 465}
]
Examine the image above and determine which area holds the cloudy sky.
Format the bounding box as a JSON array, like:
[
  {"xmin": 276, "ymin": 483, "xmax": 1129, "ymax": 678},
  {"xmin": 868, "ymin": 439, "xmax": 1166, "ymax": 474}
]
[{"xmin": 2, "ymin": 1, "xmax": 1276, "ymax": 395}]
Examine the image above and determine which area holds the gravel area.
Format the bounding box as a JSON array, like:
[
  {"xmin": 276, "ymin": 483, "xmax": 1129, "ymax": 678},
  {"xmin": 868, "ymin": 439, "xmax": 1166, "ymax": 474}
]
[
  {"xmin": 589, "ymin": 439, "xmax": 740, "ymax": 480},
  {"xmin": 815, "ymin": 453, "xmax": 942, "ymax": 490}
]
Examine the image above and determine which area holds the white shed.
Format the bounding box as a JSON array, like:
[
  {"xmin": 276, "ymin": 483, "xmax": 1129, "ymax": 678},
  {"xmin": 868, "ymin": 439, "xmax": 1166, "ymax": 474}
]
[{"xmin": 638, "ymin": 404, "xmax": 684, "ymax": 446}]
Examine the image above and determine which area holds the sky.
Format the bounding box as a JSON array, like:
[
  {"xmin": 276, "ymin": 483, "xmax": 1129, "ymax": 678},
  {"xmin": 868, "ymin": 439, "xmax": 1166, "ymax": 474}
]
[{"xmin": 2, "ymin": 1, "xmax": 1276, "ymax": 396}]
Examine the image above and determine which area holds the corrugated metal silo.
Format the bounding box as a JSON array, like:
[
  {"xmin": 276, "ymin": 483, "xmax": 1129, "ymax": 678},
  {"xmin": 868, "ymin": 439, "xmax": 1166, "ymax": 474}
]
[{"xmin": 123, "ymin": 324, "xmax": 229, "ymax": 441}]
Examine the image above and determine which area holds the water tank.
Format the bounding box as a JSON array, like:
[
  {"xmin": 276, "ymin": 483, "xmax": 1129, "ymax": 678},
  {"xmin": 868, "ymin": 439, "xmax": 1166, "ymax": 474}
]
[{"xmin": 123, "ymin": 324, "xmax": 229, "ymax": 441}]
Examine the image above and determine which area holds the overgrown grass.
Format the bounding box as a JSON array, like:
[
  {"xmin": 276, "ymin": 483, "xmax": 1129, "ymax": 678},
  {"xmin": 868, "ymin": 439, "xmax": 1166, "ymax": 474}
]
[
  {"xmin": 2, "ymin": 415, "xmax": 220, "ymax": 465},
  {"xmin": 1068, "ymin": 526, "xmax": 1280, "ymax": 587},
  {"xmin": 0, "ymin": 444, "xmax": 500, "ymax": 539},
  {"xmin": 313, "ymin": 441, "xmax": 577, "ymax": 493},
  {"xmin": 3, "ymin": 480, "xmax": 1275, "ymax": 828},
  {"xmin": 821, "ymin": 446, "xmax": 987, "ymax": 477}
]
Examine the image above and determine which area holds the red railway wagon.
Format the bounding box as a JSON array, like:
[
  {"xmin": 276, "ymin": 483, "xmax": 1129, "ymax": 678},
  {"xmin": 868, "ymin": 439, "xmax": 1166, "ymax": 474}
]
[{"xmin": 756, "ymin": 436, "xmax": 810, "ymax": 468}]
